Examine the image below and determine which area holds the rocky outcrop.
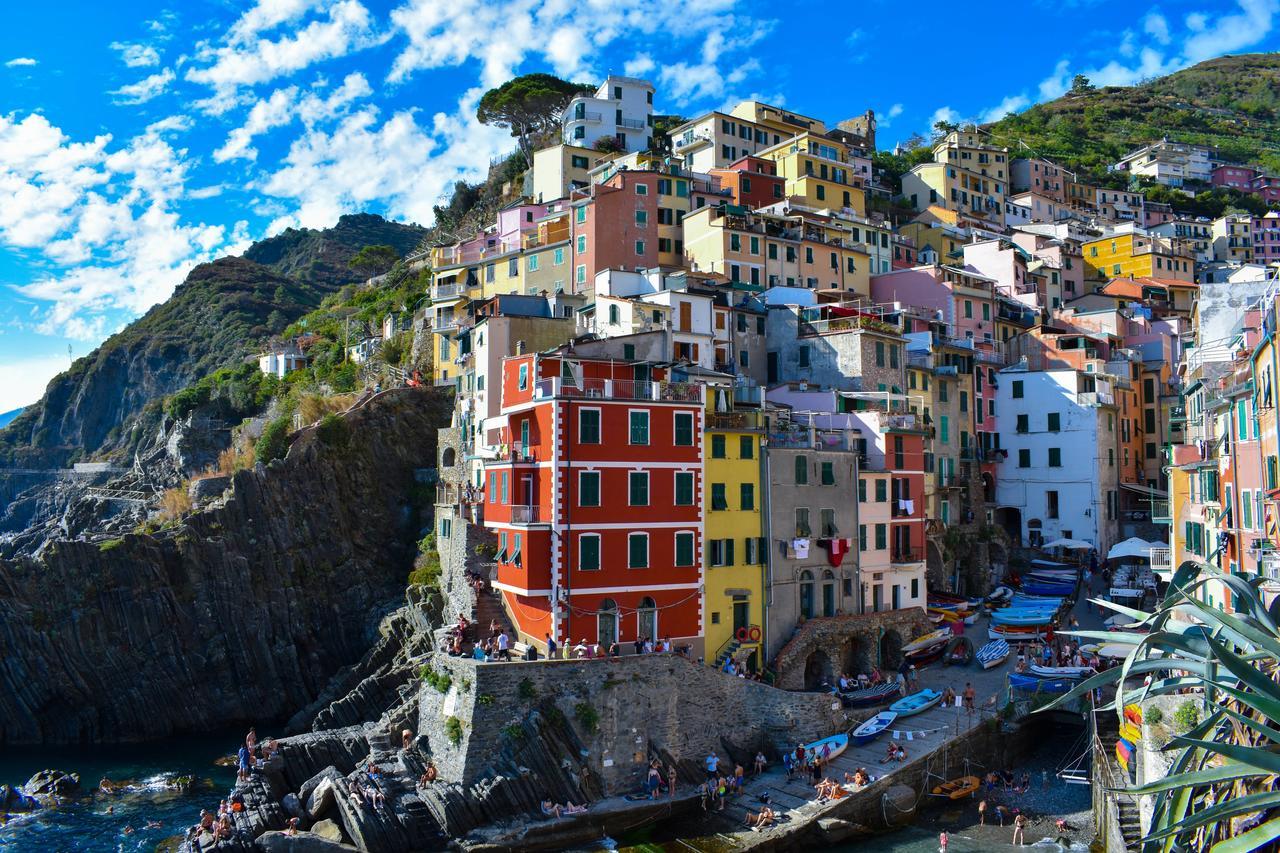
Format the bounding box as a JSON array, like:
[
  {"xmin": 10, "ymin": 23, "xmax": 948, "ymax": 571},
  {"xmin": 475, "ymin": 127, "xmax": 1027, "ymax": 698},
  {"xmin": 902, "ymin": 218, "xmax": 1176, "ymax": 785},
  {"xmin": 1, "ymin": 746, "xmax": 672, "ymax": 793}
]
[
  {"xmin": 0, "ymin": 388, "xmax": 452, "ymax": 745},
  {"xmin": 23, "ymin": 769, "xmax": 81, "ymax": 797}
]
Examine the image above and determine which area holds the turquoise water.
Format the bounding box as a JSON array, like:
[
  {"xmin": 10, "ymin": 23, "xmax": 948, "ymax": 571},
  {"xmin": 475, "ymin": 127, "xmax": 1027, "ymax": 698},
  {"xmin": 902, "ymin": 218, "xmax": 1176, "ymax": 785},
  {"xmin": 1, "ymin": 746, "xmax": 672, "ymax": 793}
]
[{"xmin": 0, "ymin": 735, "xmax": 238, "ymax": 852}]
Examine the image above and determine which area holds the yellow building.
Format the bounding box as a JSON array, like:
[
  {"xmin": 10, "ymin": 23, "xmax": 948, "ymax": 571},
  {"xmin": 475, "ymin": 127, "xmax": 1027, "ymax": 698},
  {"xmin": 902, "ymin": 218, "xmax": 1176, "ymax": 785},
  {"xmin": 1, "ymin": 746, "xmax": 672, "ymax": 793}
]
[
  {"xmin": 756, "ymin": 131, "xmax": 867, "ymax": 215},
  {"xmin": 1082, "ymin": 231, "xmax": 1195, "ymax": 283},
  {"xmin": 683, "ymin": 204, "xmax": 871, "ymax": 295},
  {"xmin": 703, "ymin": 404, "xmax": 767, "ymax": 671}
]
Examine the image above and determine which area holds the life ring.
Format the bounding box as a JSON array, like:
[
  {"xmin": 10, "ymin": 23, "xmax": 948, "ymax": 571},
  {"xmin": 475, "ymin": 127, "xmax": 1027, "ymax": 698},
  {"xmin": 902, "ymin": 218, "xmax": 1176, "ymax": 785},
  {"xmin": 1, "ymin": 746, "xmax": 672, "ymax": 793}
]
[
  {"xmin": 748, "ymin": 626, "xmax": 762, "ymax": 643},
  {"xmin": 736, "ymin": 627, "xmax": 750, "ymax": 642}
]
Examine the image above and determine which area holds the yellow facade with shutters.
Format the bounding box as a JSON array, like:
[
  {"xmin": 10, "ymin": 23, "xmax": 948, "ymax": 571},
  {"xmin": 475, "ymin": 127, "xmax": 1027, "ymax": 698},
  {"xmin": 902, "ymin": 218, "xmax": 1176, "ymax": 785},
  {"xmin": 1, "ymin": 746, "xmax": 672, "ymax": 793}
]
[
  {"xmin": 757, "ymin": 132, "xmax": 867, "ymax": 215},
  {"xmin": 703, "ymin": 415, "xmax": 766, "ymax": 670},
  {"xmin": 1082, "ymin": 233, "xmax": 1195, "ymax": 283}
]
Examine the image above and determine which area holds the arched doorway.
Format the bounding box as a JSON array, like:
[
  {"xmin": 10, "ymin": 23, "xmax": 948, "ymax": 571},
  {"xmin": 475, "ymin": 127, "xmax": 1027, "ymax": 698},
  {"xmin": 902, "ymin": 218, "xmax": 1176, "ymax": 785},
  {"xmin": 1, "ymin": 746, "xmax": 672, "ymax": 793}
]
[
  {"xmin": 879, "ymin": 629, "xmax": 904, "ymax": 670},
  {"xmin": 637, "ymin": 596, "xmax": 657, "ymax": 642},
  {"xmin": 803, "ymin": 649, "xmax": 833, "ymax": 690},
  {"xmin": 982, "ymin": 472, "xmax": 995, "ymax": 503},
  {"xmin": 441, "ymin": 446, "xmax": 456, "ymax": 468},
  {"xmin": 821, "ymin": 570, "xmax": 837, "ymax": 616},
  {"xmin": 597, "ymin": 599, "xmax": 618, "ymax": 647},
  {"xmin": 995, "ymin": 507, "xmax": 1022, "ymax": 545},
  {"xmin": 843, "ymin": 636, "xmax": 869, "ymax": 677},
  {"xmin": 799, "ymin": 570, "xmax": 815, "ymax": 619}
]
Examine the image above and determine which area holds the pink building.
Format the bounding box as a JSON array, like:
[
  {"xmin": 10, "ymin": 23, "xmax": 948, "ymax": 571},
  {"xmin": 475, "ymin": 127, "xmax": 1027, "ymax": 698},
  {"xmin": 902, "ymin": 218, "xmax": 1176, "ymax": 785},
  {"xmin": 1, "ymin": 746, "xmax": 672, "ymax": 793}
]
[
  {"xmin": 1251, "ymin": 175, "xmax": 1280, "ymax": 207},
  {"xmin": 1254, "ymin": 212, "xmax": 1280, "ymax": 265},
  {"xmin": 1212, "ymin": 164, "xmax": 1259, "ymax": 190},
  {"xmin": 1010, "ymin": 230, "xmax": 1084, "ymax": 304}
]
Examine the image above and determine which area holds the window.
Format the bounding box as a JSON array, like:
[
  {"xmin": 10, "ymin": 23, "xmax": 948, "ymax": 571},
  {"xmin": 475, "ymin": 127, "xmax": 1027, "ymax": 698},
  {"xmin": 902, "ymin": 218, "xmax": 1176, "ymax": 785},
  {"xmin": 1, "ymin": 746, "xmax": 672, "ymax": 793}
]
[
  {"xmin": 1018, "ymin": 449, "xmax": 1031, "ymax": 468},
  {"xmin": 580, "ymin": 534, "xmax": 601, "ymax": 570},
  {"xmin": 675, "ymin": 472, "xmax": 694, "ymax": 506},
  {"xmin": 553, "ymin": 247, "xmax": 564, "ymax": 265},
  {"xmin": 1046, "ymin": 490, "xmax": 1059, "ymax": 519},
  {"xmin": 795, "ymin": 455, "xmax": 808, "ymax": 484},
  {"xmin": 1016, "ymin": 414, "xmax": 1029, "ymax": 433},
  {"xmin": 628, "ymin": 533, "xmax": 649, "ymax": 568},
  {"xmin": 1048, "ymin": 448, "xmax": 1062, "ymax": 467},
  {"xmin": 799, "ymin": 345, "xmax": 810, "ymax": 368},
  {"xmin": 858, "ymin": 478, "xmax": 867, "ymax": 502},
  {"xmin": 674, "ymin": 412, "xmax": 693, "ymax": 446},
  {"xmin": 795, "ymin": 508, "xmax": 811, "ymax": 537},
  {"xmin": 518, "ymin": 363, "xmax": 528, "ymax": 390},
  {"xmin": 635, "ymin": 210, "xmax": 648, "ymax": 227},
  {"xmin": 579, "ymin": 409, "xmax": 601, "ymax": 444},
  {"xmin": 634, "ymin": 183, "xmax": 648, "ymax": 195},
  {"xmin": 740, "ymin": 483, "xmax": 755, "ymax": 510},
  {"xmin": 579, "ymin": 471, "xmax": 601, "ymax": 507},
  {"xmin": 576, "ymin": 234, "xmax": 587, "ymax": 252},
  {"xmin": 1048, "ymin": 412, "xmax": 1061, "ymax": 432},
  {"xmin": 820, "ymin": 461, "xmax": 835, "ymax": 485},
  {"xmin": 875, "ymin": 479, "xmax": 887, "ymax": 502},
  {"xmin": 710, "ymin": 539, "xmax": 735, "ymax": 566},
  {"xmin": 890, "ymin": 345, "xmax": 899, "ymax": 369},
  {"xmin": 1011, "ymin": 380, "xmax": 1024, "ymax": 398},
  {"xmin": 820, "ymin": 508, "xmax": 837, "ymax": 536},
  {"xmin": 629, "ymin": 411, "xmax": 649, "ymax": 445},
  {"xmin": 711, "ymin": 434, "xmax": 726, "ymax": 458},
  {"xmin": 746, "ymin": 537, "xmax": 761, "ymax": 565},
  {"xmin": 874, "ymin": 523, "xmax": 887, "ymax": 550},
  {"xmin": 740, "ymin": 435, "xmax": 754, "ymax": 459},
  {"xmin": 635, "ymin": 240, "xmax": 645, "ymax": 255},
  {"xmin": 711, "ymin": 483, "xmax": 727, "ymax": 510},
  {"xmin": 858, "ymin": 524, "xmax": 867, "ymax": 551},
  {"xmin": 571, "ymin": 155, "xmax": 590, "ymax": 169},
  {"xmin": 875, "ymin": 341, "xmax": 885, "ymax": 366},
  {"xmin": 628, "ymin": 472, "xmax": 650, "ymax": 506},
  {"xmin": 675, "ymin": 532, "xmax": 695, "ymax": 567},
  {"xmin": 576, "ymin": 264, "xmax": 586, "ymax": 284}
]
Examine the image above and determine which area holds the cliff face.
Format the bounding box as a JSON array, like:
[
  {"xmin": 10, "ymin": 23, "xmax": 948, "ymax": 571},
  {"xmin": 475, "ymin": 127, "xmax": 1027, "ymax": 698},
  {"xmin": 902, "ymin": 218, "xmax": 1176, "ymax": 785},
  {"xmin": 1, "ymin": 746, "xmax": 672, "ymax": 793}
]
[{"xmin": 0, "ymin": 388, "xmax": 451, "ymax": 745}]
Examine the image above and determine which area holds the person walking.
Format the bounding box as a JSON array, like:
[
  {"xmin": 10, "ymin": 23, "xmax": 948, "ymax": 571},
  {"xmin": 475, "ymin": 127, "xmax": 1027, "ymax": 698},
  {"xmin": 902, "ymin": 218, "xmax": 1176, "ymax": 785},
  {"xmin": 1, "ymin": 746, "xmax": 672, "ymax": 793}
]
[{"xmin": 1013, "ymin": 813, "xmax": 1027, "ymax": 845}]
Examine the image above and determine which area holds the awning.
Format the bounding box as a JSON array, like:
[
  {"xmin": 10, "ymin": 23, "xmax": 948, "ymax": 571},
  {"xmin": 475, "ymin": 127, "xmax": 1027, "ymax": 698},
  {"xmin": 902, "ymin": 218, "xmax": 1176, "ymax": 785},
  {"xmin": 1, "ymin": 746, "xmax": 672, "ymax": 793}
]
[
  {"xmin": 1042, "ymin": 538, "xmax": 1094, "ymax": 550},
  {"xmin": 1108, "ymin": 537, "xmax": 1157, "ymax": 559},
  {"xmin": 1121, "ymin": 483, "xmax": 1169, "ymax": 498}
]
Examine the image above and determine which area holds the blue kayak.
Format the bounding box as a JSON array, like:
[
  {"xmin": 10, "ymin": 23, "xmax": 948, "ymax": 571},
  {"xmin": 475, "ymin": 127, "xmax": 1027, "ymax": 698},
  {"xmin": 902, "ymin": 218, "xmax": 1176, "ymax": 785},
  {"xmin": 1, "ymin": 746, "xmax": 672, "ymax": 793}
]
[
  {"xmin": 889, "ymin": 688, "xmax": 944, "ymax": 716},
  {"xmin": 1009, "ymin": 673, "xmax": 1073, "ymax": 693}
]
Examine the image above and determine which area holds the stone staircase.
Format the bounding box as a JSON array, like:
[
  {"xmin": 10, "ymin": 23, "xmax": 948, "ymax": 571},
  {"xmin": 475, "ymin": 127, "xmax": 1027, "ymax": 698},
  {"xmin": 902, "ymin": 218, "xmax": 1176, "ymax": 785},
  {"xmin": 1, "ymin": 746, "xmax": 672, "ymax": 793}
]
[
  {"xmin": 1095, "ymin": 712, "xmax": 1142, "ymax": 850},
  {"xmin": 473, "ymin": 586, "xmax": 516, "ymax": 647}
]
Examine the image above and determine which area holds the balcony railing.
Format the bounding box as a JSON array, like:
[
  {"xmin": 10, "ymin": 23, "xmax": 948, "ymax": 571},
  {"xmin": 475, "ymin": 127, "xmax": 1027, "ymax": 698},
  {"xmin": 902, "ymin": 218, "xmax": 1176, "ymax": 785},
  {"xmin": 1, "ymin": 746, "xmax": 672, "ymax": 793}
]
[
  {"xmin": 706, "ymin": 411, "xmax": 766, "ymax": 430},
  {"xmin": 533, "ymin": 377, "xmax": 704, "ymax": 404},
  {"xmin": 892, "ymin": 548, "xmax": 922, "ymax": 564},
  {"xmin": 618, "ymin": 117, "xmax": 646, "ymax": 130},
  {"xmin": 510, "ymin": 505, "xmax": 541, "ymax": 525},
  {"xmin": 431, "ymin": 282, "xmax": 464, "ymax": 301},
  {"xmin": 1263, "ymin": 555, "xmax": 1280, "ymax": 586},
  {"xmin": 1077, "ymin": 392, "xmax": 1115, "ymax": 407},
  {"xmin": 1148, "ymin": 547, "xmax": 1171, "ymax": 574},
  {"xmin": 570, "ymin": 110, "xmax": 602, "ymax": 123},
  {"xmin": 1151, "ymin": 500, "xmax": 1171, "ymax": 523}
]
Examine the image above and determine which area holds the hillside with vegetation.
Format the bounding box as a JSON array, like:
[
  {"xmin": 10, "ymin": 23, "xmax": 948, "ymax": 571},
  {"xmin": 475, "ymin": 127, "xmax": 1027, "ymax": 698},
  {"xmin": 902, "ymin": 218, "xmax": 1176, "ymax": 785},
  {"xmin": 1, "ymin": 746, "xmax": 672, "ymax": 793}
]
[
  {"xmin": 981, "ymin": 53, "xmax": 1280, "ymax": 178},
  {"xmin": 0, "ymin": 214, "xmax": 426, "ymax": 467}
]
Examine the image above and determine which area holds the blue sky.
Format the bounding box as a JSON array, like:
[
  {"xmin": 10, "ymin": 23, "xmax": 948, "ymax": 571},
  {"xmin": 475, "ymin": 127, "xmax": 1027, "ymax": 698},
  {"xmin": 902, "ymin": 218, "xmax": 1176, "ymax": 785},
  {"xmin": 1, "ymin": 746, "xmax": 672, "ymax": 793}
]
[{"xmin": 0, "ymin": 0, "xmax": 1277, "ymax": 412}]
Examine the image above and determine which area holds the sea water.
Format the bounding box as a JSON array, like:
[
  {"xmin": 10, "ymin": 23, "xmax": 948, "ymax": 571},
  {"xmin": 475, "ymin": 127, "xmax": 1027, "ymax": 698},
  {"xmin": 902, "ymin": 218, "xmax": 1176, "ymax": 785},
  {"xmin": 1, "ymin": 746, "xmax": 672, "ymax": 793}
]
[{"xmin": 0, "ymin": 734, "xmax": 238, "ymax": 852}]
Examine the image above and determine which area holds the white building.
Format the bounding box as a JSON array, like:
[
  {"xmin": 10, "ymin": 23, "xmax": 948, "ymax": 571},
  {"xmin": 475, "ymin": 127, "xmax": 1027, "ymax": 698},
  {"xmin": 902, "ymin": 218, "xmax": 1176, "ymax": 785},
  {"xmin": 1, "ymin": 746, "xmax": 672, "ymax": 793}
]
[
  {"xmin": 562, "ymin": 76, "xmax": 654, "ymax": 153},
  {"xmin": 994, "ymin": 367, "xmax": 1121, "ymax": 552},
  {"xmin": 586, "ymin": 268, "xmax": 733, "ymax": 370},
  {"xmin": 1112, "ymin": 140, "xmax": 1213, "ymax": 187},
  {"xmin": 258, "ymin": 344, "xmax": 306, "ymax": 378}
]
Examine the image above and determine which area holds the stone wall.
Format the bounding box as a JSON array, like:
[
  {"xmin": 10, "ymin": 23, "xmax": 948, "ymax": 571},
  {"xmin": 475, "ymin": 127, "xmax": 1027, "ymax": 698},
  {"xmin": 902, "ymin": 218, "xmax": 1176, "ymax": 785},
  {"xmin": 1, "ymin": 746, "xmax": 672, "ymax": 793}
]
[
  {"xmin": 770, "ymin": 607, "xmax": 933, "ymax": 690},
  {"xmin": 417, "ymin": 652, "xmax": 846, "ymax": 791}
]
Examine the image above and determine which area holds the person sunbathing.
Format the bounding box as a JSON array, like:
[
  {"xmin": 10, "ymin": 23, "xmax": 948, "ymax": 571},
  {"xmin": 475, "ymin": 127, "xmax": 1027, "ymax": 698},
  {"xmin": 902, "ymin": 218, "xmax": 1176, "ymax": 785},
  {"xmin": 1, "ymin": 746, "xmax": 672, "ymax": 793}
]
[{"xmin": 744, "ymin": 806, "xmax": 776, "ymax": 829}]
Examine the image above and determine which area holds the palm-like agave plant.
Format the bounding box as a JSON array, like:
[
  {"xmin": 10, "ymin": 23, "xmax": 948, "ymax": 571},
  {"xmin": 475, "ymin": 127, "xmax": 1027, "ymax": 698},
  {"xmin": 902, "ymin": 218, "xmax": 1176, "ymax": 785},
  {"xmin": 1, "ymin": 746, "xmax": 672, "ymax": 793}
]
[{"xmin": 1041, "ymin": 561, "xmax": 1280, "ymax": 853}]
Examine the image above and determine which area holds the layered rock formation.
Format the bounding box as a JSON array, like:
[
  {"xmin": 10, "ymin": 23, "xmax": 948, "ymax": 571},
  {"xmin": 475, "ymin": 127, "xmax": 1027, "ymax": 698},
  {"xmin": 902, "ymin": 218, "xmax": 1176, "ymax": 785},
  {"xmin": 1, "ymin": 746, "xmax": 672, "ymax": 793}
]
[{"xmin": 0, "ymin": 387, "xmax": 451, "ymax": 745}]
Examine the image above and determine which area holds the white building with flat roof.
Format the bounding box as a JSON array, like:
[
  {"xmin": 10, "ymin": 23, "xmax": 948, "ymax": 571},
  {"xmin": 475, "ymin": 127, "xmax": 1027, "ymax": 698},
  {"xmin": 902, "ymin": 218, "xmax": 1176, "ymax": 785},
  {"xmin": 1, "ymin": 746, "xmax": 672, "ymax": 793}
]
[{"xmin": 562, "ymin": 76, "xmax": 654, "ymax": 153}]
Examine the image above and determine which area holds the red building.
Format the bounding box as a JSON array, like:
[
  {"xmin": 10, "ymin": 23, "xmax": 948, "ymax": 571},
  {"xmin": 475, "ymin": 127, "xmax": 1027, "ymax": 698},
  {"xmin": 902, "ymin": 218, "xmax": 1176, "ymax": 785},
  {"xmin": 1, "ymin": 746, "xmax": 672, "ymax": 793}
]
[
  {"xmin": 483, "ymin": 352, "xmax": 706, "ymax": 651},
  {"xmin": 710, "ymin": 156, "xmax": 786, "ymax": 209},
  {"xmin": 886, "ymin": 426, "xmax": 927, "ymax": 567}
]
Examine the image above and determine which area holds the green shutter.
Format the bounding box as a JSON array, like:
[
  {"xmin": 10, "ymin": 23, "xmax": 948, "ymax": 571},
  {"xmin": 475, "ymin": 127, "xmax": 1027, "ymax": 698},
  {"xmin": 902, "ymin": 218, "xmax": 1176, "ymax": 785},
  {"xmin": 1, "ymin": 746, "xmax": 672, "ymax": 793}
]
[
  {"xmin": 630, "ymin": 472, "xmax": 648, "ymax": 506},
  {"xmin": 675, "ymin": 472, "xmax": 693, "ymax": 506},
  {"xmin": 875, "ymin": 524, "xmax": 887, "ymax": 550},
  {"xmin": 712, "ymin": 483, "xmax": 727, "ymax": 510},
  {"xmin": 629, "ymin": 534, "xmax": 648, "ymax": 568},
  {"xmin": 795, "ymin": 455, "xmax": 808, "ymax": 484},
  {"xmin": 581, "ymin": 536, "xmax": 600, "ymax": 570},
  {"xmin": 675, "ymin": 532, "xmax": 693, "ymax": 567}
]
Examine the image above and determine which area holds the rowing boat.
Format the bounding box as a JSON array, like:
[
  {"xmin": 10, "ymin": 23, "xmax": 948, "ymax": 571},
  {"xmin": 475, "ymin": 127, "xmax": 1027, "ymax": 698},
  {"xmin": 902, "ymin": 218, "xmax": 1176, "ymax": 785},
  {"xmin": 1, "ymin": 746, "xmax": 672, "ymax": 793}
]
[
  {"xmin": 944, "ymin": 635, "xmax": 974, "ymax": 666},
  {"xmin": 851, "ymin": 712, "xmax": 897, "ymax": 745},
  {"xmin": 839, "ymin": 682, "xmax": 901, "ymax": 708},
  {"xmin": 889, "ymin": 688, "xmax": 944, "ymax": 716},
  {"xmin": 902, "ymin": 629, "xmax": 951, "ymax": 653},
  {"xmin": 976, "ymin": 639, "xmax": 1010, "ymax": 669},
  {"xmin": 932, "ymin": 775, "xmax": 980, "ymax": 799},
  {"xmin": 802, "ymin": 732, "xmax": 850, "ymax": 762}
]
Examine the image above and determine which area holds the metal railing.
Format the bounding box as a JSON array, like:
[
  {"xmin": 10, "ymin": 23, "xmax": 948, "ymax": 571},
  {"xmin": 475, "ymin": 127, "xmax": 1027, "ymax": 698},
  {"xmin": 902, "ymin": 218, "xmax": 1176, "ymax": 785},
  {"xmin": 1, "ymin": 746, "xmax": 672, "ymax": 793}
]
[
  {"xmin": 1151, "ymin": 500, "xmax": 1171, "ymax": 522},
  {"xmin": 706, "ymin": 411, "xmax": 766, "ymax": 430},
  {"xmin": 533, "ymin": 377, "xmax": 703, "ymax": 404},
  {"xmin": 570, "ymin": 110, "xmax": 602, "ymax": 123},
  {"xmin": 431, "ymin": 283, "xmax": 464, "ymax": 301},
  {"xmin": 510, "ymin": 505, "xmax": 540, "ymax": 524},
  {"xmin": 892, "ymin": 548, "xmax": 922, "ymax": 563},
  {"xmin": 618, "ymin": 117, "xmax": 646, "ymax": 130},
  {"xmin": 1148, "ymin": 547, "xmax": 1171, "ymax": 573}
]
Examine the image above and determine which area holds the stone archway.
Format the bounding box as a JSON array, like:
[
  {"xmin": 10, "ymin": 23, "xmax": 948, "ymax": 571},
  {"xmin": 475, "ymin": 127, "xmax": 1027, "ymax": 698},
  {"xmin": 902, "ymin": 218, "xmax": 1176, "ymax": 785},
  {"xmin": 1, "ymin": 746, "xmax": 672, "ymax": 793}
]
[
  {"xmin": 842, "ymin": 636, "xmax": 870, "ymax": 678},
  {"xmin": 803, "ymin": 649, "xmax": 833, "ymax": 691},
  {"xmin": 879, "ymin": 629, "xmax": 904, "ymax": 670}
]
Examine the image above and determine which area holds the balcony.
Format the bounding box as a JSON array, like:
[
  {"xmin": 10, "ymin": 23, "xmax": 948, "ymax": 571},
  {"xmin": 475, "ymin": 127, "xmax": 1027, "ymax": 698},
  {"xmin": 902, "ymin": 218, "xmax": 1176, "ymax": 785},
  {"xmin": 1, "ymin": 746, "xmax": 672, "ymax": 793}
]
[
  {"xmin": 432, "ymin": 317, "xmax": 461, "ymax": 334},
  {"xmin": 569, "ymin": 110, "xmax": 602, "ymax": 123},
  {"xmin": 891, "ymin": 548, "xmax": 922, "ymax": 564},
  {"xmin": 1151, "ymin": 500, "xmax": 1171, "ymax": 523},
  {"xmin": 509, "ymin": 505, "xmax": 542, "ymax": 525},
  {"xmin": 706, "ymin": 411, "xmax": 766, "ymax": 430},
  {"xmin": 618, "ymin": 117, "xmax": 646, "ymax": 130},
  {"xmin": 1263, "ymin": 554, "xmax": 1280, "ymax": 587},
  {"xmin": 1148, "ymin": 547, "xmax": 1171, "ymax": 574},
  {"xmin": 1077, "ymin": 391, "xmax": 1115, "ymax": 407},
  {"xmin": 533, "ymin": 377, "xmax": 704, "ymax": 404},
  {"xmin": 431, "ymin": 282, "xmax": 465, "ymax": 301}
]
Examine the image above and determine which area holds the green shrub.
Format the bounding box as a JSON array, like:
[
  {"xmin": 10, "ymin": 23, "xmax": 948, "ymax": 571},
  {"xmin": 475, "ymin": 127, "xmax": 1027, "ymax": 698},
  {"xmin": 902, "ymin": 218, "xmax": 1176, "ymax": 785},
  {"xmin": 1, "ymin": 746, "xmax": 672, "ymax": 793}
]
[
  {"xmin": 315, "ymin": 412, "xmax": 349, "ymax": 448},
  {"xmin": 574, "ymin": 702, "xmax": 599, "ymax": 733},
  {"xmin": 444, "ymin": 716, "xmax": 464, "ymax": 745},
  {"xmin": 477, "ymin": 693, "xmax": 495, "ymax": 706},
  {"xmin": 1173, "ymin": 701, "xmax": 1200, "ymax": 733},
  {"xmin": 518, "ymin": 678, "xmax": 538, "ymax": 700},
  {"xmin": 99, "ymin": 538, "xmax": 125, "ymax": 552},
  {"xmin": 1145, "ymin": 706, "xmax": 1164, "ymax": 726},
  {"xmin": 502, "ymin": 724, "xmax": 525, "ymax": 740},
  {"xmin": 255, "ymin": 416, "xmax": 291, "ymax": 465},
  {"xmin": 419, "ymin": 665, "xmax": 453, "ymax": 693}
]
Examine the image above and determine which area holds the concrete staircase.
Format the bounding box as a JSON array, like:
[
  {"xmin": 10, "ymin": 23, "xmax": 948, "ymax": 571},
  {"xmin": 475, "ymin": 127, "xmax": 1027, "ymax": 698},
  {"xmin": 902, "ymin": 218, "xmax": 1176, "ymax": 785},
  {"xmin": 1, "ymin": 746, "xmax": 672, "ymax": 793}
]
[
  {"xmin": 1095, "ymin": 712, "xmax": 1143, "ymax": 850},
  {"xmin": 472, "ymin": 586, "xmax": 517, "ymax": 647}
]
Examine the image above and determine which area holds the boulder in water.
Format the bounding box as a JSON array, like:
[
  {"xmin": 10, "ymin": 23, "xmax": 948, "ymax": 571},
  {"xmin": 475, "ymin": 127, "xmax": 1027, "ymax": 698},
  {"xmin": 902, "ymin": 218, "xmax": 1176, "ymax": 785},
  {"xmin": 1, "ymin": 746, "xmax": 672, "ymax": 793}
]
[{"xmin": 24, "ymin": 769, "xmax": 81, "ymax": 797}]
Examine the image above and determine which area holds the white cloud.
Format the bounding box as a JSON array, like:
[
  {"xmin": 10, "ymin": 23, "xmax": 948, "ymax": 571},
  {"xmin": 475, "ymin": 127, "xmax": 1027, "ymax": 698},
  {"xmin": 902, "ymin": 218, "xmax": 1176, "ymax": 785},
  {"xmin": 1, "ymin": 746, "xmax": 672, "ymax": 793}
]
[
  {"xmin": 0, "ymin": 113, "xmax": 246, "ymax": 341},
  {"xmin": 146, "ymin": 115, "xmax": 194, "ymax": 135},
  {"xmin": 929, "ymin": 106, "xmax": 962, "ymax": 128},
  {"xmin": 1181, "ymin": 0, "xmax": 1278, "ymax": 63},
  {"xmin": 111, "ymin": 68, "xmax": 175, "ymax": 104},
  {"xmin": 0, "ymin": 353, "xmax": 70, "ymax": 412},
  {"xmin": 879, "ymin": 103, "xmax": 904, "ymax": 127},
  {"xmin": 1038, "ymin": 59, "xmax": 1072, "ymax": 101},
  {"xmin": 979, "ymin": 93, "xmax": 1031, "ymax": 123},
  {"xmin": 186, "ymin": 0, "xmax": 381, "ymax": 110},
  {"xmin": 258, "ymin": 89, "xmax": 509, "ymax": 231},
  {"xmin": 845, "ymin": 28, "xmax": 865, "ymax": 46},
  {"xmin": 1144, "ymin": 11, "xmax": 1171, "ymax": 44},
  {"xmin": 110, "ymin": 41, "xmax": 161, "ymax": 68},
  {"xmin": 5, "ymin": 57, "xmax": 37, "ymax": 68},
  {"xmin": 1185, "ymin": 12, "xmax": 1208, "ymax": 31},
  {"xmin": 624, "ymin": 54, "xmax": 655, "ymax": 77},
  {"xmin": 214, "ymin": 72, "xmax": 372, "ymax": 162},
  {"xmin": 228, "ymin": 0, "xmax": 324, "ymax": 43}
]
